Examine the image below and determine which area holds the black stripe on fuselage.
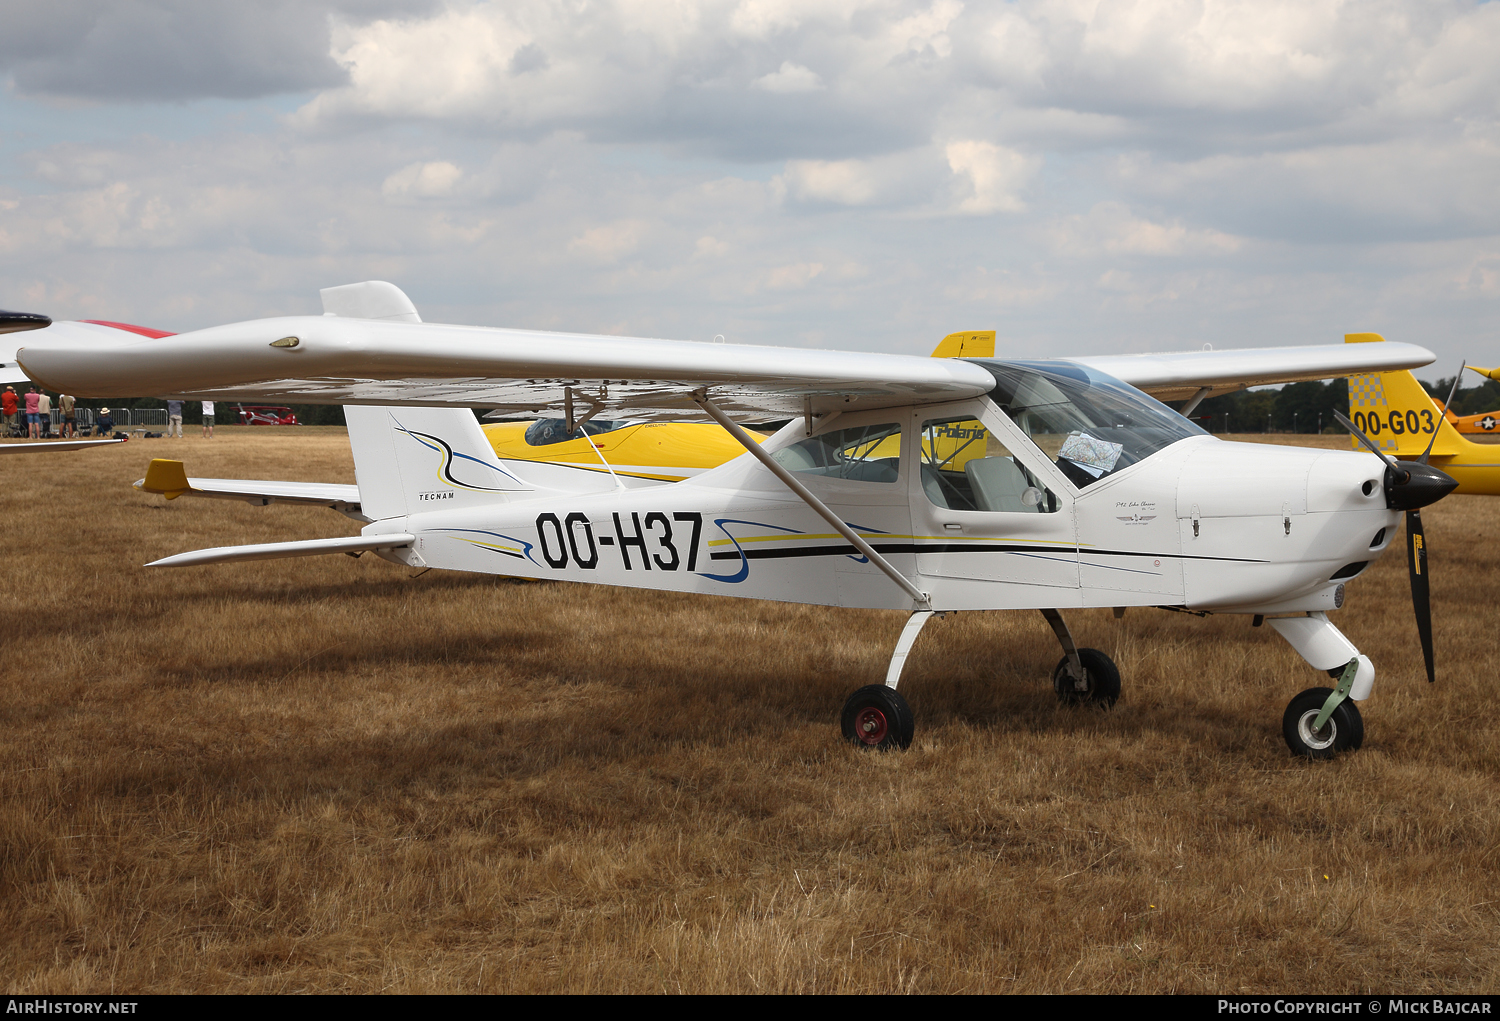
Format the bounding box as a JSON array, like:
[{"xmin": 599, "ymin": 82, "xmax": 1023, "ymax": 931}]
[{"xmin": 708, "ymin": 542, "xmax": 1268, "ymax": 564}]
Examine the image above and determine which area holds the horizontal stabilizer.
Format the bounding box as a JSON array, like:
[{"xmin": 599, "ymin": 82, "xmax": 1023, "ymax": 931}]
[
  {"xmin": 0, "ymin": 438, "xmax": 127, "ymax": 454},
  {"xmin": 135, "ymin": 459, "xmax": 364, "ymax": 517},
  {"xmin": 147, "ymin": 533, "xmax": 415, "ymax": 568}
]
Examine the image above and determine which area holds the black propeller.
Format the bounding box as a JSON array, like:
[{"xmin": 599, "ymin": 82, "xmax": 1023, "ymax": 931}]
[
  {"xmin": 0, "ymin": 310, "xmax": 52, "ymax": 335},
  {"xmin": 1336, "ymin": 400, "xmax": 1459, "ymax": 685}
]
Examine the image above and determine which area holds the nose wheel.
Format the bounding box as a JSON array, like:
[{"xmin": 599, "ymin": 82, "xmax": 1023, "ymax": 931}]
[
  {"xmin": 1282, "ymin": 687, "xmax": 1364, "ymax": 759},
  {"xmin": 840, "ymin": 685, "xmax": 915, "ymax": 751}
]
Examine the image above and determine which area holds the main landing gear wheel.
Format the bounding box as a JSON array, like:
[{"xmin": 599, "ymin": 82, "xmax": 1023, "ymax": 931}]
[
  {"xmin": 1282, "ymin": 687, "xmax": 1364, "ymax": 759},
  {"xmin": 840, "ymin": 685, "xmax": 915, "ymax": 751},
  {"xmin": 1052, "ymin": 648, "xmax": 1121, "ymax": 707}
]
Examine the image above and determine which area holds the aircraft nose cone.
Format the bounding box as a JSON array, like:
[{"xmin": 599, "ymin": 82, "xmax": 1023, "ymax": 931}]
[{"xmin": 1385, "ymin": 461, "xmax": 1458, "ymax": 510}]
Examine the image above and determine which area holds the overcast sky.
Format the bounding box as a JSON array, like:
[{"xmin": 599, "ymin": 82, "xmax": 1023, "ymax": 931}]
[{"xmin": 2, "ymin": 0, "xmax": 1497, "ymax": 364}]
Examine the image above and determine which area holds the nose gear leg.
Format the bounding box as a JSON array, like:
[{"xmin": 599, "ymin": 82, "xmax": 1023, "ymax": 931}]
[{"xmin": 1267, "ymin": 612, "xmax": 1375, "ymax": 701}]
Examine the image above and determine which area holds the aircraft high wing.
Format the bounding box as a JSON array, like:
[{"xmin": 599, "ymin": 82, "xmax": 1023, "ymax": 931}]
[
  {"xmin": 16, "ymin": 294, "xmax": 1433, "ymax": 423},
  {"xmin": 17, "ymin": 281, "xmax": 1457, "ymax": 760}
]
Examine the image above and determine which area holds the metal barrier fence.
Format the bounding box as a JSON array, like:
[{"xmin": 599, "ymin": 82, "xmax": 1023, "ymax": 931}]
[
  {"xmin": 34, "ymin": 407, "xmax": 171, "ymax": 433},
  {"xmin": 107, "ymin": 408, "xmax": 169, "ymax": 427}
]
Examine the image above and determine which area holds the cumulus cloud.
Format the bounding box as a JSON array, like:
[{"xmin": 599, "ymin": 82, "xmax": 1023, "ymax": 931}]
[
  {"xmin": 751, "ymin": 62, "xmax": 824, "ymax": 94},
  {"xmin": 780, "ymin": 159, "xmax": 881, "ymax": 205},
  {"xmin": 765, "ymin": 261, "xmax": 824, "ymax": 289},
  {"xmin": 568, "ymin": 220, "xmax": 648, "ymax": 264},
  {"xmin": 1049, "ymin": 202, "xmax": 1244, "ymax": 257},
  {"xmin": 945, "ymin": 141, "xmax": 1038, "ymax": 214},
  {"xmin": 0, "ymin": 0, "xmax": 394, "ymax": 100},
  {"xmin": 382, "ymin": 160, "xmax": 463, "ymax": 198}
]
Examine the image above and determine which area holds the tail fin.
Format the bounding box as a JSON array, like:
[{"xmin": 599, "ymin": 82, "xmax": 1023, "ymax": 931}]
[
  {"xmin": 1345, "ymin": 333, "xmax": 1461, "ymax": 458},
  {"xmin": 931, "ymin": 331, "xmax": 995, "ymax": 358},
  {"xmin": 345, "ymin": 406, "xmax": 534, "ymax": 520}
]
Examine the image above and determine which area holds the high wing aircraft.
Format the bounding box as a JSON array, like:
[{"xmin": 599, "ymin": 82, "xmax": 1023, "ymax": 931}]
[
  {"xmin": 1345, "ymin": 334, "xmax": 1500, "ymax": 497},
  {"xmin": 18, "ymin": 281, "xmax": 1456, "ymax": 759}
]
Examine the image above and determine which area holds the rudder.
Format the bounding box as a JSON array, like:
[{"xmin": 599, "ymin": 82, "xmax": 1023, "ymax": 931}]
[
  {"xmin": 1345, "ymin": 333, "xmax": 1459, "ymax": 458},
  {"xmin": 345, "ymin": 406, "xmax": 533, "ymax": 520}
]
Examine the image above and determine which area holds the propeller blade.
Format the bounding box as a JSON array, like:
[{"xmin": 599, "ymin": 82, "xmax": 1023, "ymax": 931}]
[
  {"xmin": 1335, "ymin": 411, "xmax": 1404, "ymax": 476},
  {"xmin": 1420, "ymin": 363, "xmax": 1465, "ymax": 465},
  {"xmin": 1406, "ymin": 509, "xmax": 1435, "ymax": 684}
]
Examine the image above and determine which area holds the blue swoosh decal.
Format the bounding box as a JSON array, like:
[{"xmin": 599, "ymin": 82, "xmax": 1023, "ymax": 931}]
[{"xmin": 698, "ymin": 518, "xmax": 804, "ymax": 583}]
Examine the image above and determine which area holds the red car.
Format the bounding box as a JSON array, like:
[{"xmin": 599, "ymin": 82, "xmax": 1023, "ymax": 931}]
[{"xmin": 235, "ymin": 405, "xmax": 300, "ymax": 426}]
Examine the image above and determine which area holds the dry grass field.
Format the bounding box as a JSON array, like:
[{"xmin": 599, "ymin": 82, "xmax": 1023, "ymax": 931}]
[{"xmin": 1, "ymin": 427, "xmax": 1497, "ymax": 993}]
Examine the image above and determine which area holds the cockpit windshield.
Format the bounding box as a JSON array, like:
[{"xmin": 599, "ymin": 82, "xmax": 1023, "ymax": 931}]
[
  {"xmin": 524, "ymin": 418, "xmax": 641, "ymax": 446},
  {"xmin": 970, "ymin": 359, "xmax": 1206, "ymax": 488}
]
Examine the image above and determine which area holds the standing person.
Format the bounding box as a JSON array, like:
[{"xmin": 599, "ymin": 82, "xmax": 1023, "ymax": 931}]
[
  {"xmin": 201, "ymin": 400, "xmax": 214, "ymax": 438},
  {"xmin": 58, "ymin": 393, "xmax": 76, "ymax": 438},
  {"xmin": 24, "ymin": 387, "xmax": 40, "ymax": 439},
  {"xmin": 167, "ymin": 399, "xmax": 183, "ymax": 438},
  {"xmin": 36, "ymin": 391, "xmax": 51, "ymax": 438},
  {"xmin": 2, "ymin": 386, "xmax": 16, "ymax": 437}
]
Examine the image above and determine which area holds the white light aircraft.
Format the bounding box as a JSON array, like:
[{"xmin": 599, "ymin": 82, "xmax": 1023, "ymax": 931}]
[{"xmin": 17, "ymin": 282, "xmax": 1457, "ymax": 758}]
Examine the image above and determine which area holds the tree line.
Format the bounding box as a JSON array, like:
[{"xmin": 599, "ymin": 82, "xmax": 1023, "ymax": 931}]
[{"xmin": 1186, "ymin": 373, "xmax": 1500, "ymax": 434}]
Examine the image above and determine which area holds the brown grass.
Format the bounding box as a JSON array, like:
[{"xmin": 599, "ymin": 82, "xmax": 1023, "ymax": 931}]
[{"xmin": 1, "ymin": 428, "xmax": 1498, "ymax": 993}]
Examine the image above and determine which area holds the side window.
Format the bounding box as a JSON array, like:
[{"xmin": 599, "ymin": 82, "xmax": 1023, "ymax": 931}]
[
  {"xmin": 919, "ymin": 416, "xmax": 1058, "ymax": 513},
  {"xmin": 771, "ymin": 423, "xmax": 902, "ymax": 483}
]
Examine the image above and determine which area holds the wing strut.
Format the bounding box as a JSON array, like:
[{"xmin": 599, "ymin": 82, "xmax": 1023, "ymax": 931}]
[
  {"xmin": 1178, "ymin": 386, "xmax": 1213, "ymax": 418},
  {"xmin": 692, "ymin": 390, "xmax": 931, "ymax": 610}
]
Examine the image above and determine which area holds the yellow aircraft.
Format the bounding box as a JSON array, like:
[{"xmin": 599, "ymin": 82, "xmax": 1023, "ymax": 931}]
[
  {"xmin": 1346, "ymin": 334, "xmax": 1500, "ymax": 496},
  {"xmin": 479, "ymin": 331, "xmax": 1001, "ymax": 482}
]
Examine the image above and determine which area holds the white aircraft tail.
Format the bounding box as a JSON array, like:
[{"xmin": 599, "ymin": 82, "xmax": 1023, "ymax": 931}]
[{"xmin": 345, "ymin": 405, "xmax": 536, "ymax": 520}]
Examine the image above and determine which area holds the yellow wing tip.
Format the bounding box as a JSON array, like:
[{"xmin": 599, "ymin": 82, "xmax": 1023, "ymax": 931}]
[
  {"xmin": 139, "ymin": 458, "xmax": 192, "ymax": 500},
  {"xmin": 1344, "ymin": 332, "xmax": 1387, "ymax": 344},
  {"xmin": 931, "ymin": 331, "xmax": 996, "ymax": 358}
]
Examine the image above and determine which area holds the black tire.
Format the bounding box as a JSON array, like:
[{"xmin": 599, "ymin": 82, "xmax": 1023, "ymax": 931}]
[
  {"xmin": 1052, "ymin": 648, "xmax": 1121, "ymax": 707},
  {"xmin": 1282, "ymin": 687, "xmax": 1364, "ymax": 759},
  {"xmin": 840, "ymin": 685, "xmax": 915, "ymax": 751}
]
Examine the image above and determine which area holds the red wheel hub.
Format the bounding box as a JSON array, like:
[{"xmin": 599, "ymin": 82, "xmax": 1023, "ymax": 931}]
[{"xmin": 854, "ymin": 706, "xmax": 889, "ymax": 746}]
